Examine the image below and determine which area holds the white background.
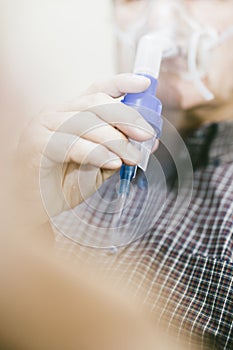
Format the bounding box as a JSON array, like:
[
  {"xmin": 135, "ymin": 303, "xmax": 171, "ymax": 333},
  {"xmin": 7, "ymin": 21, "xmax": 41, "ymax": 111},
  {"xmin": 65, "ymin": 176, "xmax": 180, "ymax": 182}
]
[{"xmin": 1, "ymin": 0, "xmax": 115, "ymax": 111}]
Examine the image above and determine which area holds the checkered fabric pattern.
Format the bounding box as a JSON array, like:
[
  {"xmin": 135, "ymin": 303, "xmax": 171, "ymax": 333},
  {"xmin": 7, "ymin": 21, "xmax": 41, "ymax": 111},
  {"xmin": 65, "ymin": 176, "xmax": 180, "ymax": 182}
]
[{"xmin": 54, "ymin": 121, "xmax": 233, "ymax": 350}]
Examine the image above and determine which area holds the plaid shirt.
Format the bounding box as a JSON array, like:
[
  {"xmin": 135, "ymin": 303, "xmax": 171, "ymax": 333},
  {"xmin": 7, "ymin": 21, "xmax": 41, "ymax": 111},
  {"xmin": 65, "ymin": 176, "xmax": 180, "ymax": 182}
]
[{"xmin": 54, "ymin": 121, "xmax": 233, "ymax": 350}]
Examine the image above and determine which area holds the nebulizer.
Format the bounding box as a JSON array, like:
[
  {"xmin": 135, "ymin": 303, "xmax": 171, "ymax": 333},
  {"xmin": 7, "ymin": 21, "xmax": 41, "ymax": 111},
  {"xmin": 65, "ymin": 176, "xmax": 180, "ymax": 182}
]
[
  {"xmin": 115, "ymin": 0, "xmax": 233, "ymax": 101},
  {"xmin": 118, "ymin": 33, "xmax": 163, "ymax": 208},
  {"xmin": 53, "ymin": 33, "xmax": 167, "ymax": 251}
]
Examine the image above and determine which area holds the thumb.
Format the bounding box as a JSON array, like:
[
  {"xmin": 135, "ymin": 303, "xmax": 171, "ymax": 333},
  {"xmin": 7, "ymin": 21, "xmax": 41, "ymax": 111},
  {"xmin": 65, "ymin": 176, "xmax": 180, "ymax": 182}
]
[{"xmin": 86, "ymin": 73, "xmax": 151, "ymax": 98}]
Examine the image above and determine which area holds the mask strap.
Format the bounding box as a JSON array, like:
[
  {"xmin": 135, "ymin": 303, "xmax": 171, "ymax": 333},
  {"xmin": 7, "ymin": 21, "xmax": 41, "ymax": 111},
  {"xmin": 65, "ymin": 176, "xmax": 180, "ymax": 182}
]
[
  {"xmin": 188, "ymin": 31, "xmax": 214, "ymax": 101},
  {"xmin": 171, "ymin": 1, "xmax": 202, "ymax": 32}
]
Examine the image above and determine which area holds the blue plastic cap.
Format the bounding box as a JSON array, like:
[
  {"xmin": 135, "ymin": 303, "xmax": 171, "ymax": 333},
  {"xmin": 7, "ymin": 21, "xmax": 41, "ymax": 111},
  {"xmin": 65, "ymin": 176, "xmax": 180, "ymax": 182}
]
[{"xmin": 121, "ymin": 74, "xmax": 163, "ymax": 137}]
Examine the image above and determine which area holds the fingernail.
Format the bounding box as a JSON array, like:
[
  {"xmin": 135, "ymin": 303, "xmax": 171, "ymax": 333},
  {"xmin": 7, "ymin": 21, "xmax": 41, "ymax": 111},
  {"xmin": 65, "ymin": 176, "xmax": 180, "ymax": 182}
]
[{"xmin": 130, "ymin": 74, "xmax": 151, "ymax": 86}]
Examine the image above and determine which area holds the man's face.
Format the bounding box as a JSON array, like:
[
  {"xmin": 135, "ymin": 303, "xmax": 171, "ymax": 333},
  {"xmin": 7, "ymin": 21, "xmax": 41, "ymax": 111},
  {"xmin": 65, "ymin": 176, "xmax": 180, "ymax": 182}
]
[{"xmin": 114, "ymin": 0, "xmax": 233, "ymax": 110}]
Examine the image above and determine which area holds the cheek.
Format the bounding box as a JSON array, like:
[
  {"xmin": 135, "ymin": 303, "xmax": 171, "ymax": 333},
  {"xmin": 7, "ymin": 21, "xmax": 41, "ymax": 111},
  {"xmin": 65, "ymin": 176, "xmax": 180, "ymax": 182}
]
[
  {"xmin": 157, "ymin": 72, "xmax": 205, "ymax": 110},
  {"xmin": 205, "ymin": 42, "xmax": 233, "ymax": 100}
]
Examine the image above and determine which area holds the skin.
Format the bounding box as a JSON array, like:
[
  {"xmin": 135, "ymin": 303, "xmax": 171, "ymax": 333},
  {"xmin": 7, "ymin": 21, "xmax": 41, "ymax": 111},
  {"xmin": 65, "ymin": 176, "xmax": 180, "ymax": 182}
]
[
  {"xmin": 115, "ymin": 0, "xmax": 233, "ymax": 127},
  {"xmin": 0, "ymin": 227, "xmax": 189, "ymax": 350}
]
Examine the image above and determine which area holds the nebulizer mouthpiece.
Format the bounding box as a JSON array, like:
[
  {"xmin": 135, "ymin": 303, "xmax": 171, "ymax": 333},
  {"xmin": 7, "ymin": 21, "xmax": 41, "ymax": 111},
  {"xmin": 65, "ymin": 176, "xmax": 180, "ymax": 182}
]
[
  {"xmin": 133, "ymin": 34, "xmax": 162, "ymax": 79},
  {"xmin": 119, "ymin": 34, "xmax": 163, "ymax": 197}
]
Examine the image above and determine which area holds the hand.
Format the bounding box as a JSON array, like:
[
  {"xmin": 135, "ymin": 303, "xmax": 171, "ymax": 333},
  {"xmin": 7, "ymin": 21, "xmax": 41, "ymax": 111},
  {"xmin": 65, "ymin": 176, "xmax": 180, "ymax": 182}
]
[{"xmin": 16, "ymin": 73, "xmax": 157, "ymax": 229}]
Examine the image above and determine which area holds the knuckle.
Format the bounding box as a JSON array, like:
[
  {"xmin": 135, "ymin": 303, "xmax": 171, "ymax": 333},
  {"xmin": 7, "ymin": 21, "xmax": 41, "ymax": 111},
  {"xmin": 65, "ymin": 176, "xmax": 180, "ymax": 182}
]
[
  {"xmin": 87, "ymin": 94, "xmax": 114, "ymax": 112},
  {"xmin": 93, "ymin": 92, "xmax": 112, "ymax": 105},
  {"xmin": 83, "ymin": 144, "xmax": 103, "ymax": 165}
]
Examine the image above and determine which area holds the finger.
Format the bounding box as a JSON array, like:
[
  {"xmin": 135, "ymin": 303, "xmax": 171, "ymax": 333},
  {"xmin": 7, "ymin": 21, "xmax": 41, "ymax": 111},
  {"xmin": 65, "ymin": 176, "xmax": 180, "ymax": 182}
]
[
  {"xmin": 43, "ymin": 112, "xmax": 146, "ymax": 166},
  {"xmin": 53, "ymin": 110, "xmax": 153, "ymax": 143},
  {"xmin": 89, "ymin": 103, "xmax": 155, "ymax": 140},
  {"xmin": 48, "ymin": 74, "xmax": 151, "ymax": 118},
  {"xmin": 151, "ymin": 139, "xmax": 159, "ymax": 153},
  {"xmin": 57, "ymin": 92, "xmax": 114, "ymax": 113},
  {"xmin": 43, "ymin": 131, "xmax": 141, "ymax": 169},
  {"xmin": 86, "ymin": 73, "xmax": 151, "ymax": 98},
  {"xmin": 41, "ymin": 106, "xmax": 154, "ymax": 142},
  {"xmin": 58, "ymin": 112, "xmax": 131, "ymax": 158}
]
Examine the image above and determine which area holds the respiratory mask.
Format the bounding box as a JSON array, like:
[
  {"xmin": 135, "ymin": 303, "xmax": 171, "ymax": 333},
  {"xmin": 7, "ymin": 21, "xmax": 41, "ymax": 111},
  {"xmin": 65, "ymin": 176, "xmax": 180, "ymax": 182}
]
[{"xmin": 115, "ymin": 0, "xmax": 233, "ymax": 101}]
